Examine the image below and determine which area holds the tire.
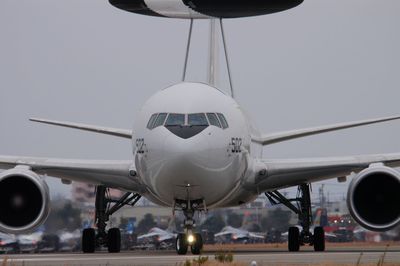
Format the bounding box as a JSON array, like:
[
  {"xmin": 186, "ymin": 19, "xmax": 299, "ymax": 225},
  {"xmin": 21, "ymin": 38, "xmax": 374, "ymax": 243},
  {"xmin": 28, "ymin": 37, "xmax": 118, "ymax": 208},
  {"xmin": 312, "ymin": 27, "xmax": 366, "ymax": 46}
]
[
  {"xmin": 176, "ymin": 233, "xmax": 188, "ymax": 255},
  {"xmin": 288, "ymin": 227, "xmax": 300, "ymax": 252},
  {"xmin": 313, "ymin": 226, "xmax": 325, "ymax": 252},
  {"xmin": 82, "ymin": 228, "xmax": 96, "ymax": 253},
  {"xmin": 108, "ymin": 228, "xmax": 121, "ymax": 253},
  {"xmin": 190, "ymin": 233, "xmax": 203, "ymax": 255}
]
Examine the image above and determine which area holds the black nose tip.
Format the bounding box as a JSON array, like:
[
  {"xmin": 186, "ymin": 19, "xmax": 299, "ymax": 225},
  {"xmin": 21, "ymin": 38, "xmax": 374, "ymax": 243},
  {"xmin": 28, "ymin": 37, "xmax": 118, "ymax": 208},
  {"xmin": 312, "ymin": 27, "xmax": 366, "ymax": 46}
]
[{"xmin": 165, "ymin": 125, "xmax": 208, "ymax": 139}]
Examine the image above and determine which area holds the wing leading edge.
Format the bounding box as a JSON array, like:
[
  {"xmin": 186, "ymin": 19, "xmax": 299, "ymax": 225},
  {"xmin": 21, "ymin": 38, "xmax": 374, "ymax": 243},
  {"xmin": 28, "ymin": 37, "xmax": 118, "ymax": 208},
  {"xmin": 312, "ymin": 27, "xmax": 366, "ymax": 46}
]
[
  {"xmin": 0, "ymin": 156, "xmax": 144, "ymax": 193},
  {"xmin": 255, "ymin": 153, "xmax": 400, "ymax": 192},
  {"xmin": 252, "ymin": 115, "xmax": 400, "ymax": 146},
  {"xmin": 30, "ymin": 118, "xmax": 132, "ymax": 139}
]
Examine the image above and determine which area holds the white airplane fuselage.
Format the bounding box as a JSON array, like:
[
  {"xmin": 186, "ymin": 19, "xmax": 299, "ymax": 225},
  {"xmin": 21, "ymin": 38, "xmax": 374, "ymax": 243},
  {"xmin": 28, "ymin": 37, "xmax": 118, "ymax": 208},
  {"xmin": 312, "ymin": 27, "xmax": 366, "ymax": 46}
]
[{"xmin": 133, "ymin": 82, "xmax": 263, "ymax": 209}]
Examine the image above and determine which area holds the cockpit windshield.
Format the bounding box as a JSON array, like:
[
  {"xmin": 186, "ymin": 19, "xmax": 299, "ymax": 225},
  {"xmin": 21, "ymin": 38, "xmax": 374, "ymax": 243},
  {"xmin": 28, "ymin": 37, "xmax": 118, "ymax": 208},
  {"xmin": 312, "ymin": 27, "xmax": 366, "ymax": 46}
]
[
  {"xmin": 165, "ymin": 113, "xmax": 185, "ymax": 126},
  {"xmin": 154, "ymin": 113, "xmax": 167, "ymax": 128},
  {"xmin": 217, "ymin": 113, "xmax": 229, "ymax": 129},
  {"xmin": 206, "ymin": 113, "xmax": 221, "ymax": 128},
  {"xmin": 147, "ymin": 114, "xmax": 158, "ymax": 129},
  {"xmin": 147, "ymin": 112, "xmax": 229, "ymax": 131},
  {"xmin": 188, "ymin": 113, "xmax": 208, "ymax": 126}
]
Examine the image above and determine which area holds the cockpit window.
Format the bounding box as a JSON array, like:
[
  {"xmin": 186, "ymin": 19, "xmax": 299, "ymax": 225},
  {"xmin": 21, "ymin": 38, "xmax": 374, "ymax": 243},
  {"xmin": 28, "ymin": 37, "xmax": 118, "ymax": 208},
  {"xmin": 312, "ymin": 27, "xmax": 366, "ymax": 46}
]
[
  {"xmin": 147, "ymin": 114, "xmax": 158, "ymax": 129},
  {"xmin": 206, "ymin": 113, "xmax": 221, "ymax": 128},
  {"xmin": 217, "ymin": 113, "xmax": 229, "ymax": 129},
  {"xmin": 148, "ymin": 112, "xmax": 228, "ymax": 131},
  {"xmin": 165, "ymin": 113, "xmax": 185, "ymax": 126},
  {"xmin": 153, "ymin": 113, "xmax": 167, "ymax": 128},
  {"xmin": 188, "ymin": 113, "xmax": 208, "ymax": 126}
]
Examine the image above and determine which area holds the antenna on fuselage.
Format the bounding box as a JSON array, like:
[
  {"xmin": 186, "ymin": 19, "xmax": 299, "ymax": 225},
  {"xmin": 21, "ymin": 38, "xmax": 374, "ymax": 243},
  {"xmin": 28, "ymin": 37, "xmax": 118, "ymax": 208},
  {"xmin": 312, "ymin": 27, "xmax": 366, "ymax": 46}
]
[
  {"xmin": 182, "ymin": 19, "xmax": 193, "ymax": 82},
  {"xmin": 207, "ymin": 19, "xmax": 218, "ymax": 87},
  {"xmin": 182, "ymin": 18, "xmax": 235, "ymax": 98},
  {"xmin": 219, "ymin": 19, "xmax": 235, "ymax": 99},
  {"xmin": 208, "ymin": 19, "xmax": 235, "ymax": 98}
]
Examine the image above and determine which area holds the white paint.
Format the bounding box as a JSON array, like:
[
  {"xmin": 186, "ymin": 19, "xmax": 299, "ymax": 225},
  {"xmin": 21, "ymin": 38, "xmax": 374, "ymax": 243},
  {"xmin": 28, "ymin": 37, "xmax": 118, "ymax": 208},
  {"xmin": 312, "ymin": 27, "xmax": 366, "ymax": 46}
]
[{"xmin": 144, "ymin": 0, "xmax": 210, "ymax": 19}]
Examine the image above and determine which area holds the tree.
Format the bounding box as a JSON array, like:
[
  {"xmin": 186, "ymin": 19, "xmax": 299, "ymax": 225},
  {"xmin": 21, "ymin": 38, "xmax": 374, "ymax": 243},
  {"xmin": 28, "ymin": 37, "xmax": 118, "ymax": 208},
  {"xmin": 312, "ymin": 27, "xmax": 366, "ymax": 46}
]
[
  {"xmin": 227, "ymin": 213, "xmax": 243, "ymax": 228},
  {"xmin": 136, "ymin": 213, "xmax": 157, "ymax": 234},
  {"xmin": 200, "ymin": 214, "xmax": 225, "ymax": 233},
  {"xmin": 45, "ymin": 201, "xmax": 82, "ymax": 233},
  {"xmin": 261, "ymin": 207, "xmax": 291, "ymax": 232}
]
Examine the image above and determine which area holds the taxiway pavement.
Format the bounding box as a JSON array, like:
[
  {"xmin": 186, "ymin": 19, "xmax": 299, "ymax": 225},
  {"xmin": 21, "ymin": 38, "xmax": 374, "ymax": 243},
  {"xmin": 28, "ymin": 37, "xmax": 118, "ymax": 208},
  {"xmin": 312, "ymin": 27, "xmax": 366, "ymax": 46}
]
[{"xmin": 2, "ymin": 248, "xmax": 400, "ymax": 266}]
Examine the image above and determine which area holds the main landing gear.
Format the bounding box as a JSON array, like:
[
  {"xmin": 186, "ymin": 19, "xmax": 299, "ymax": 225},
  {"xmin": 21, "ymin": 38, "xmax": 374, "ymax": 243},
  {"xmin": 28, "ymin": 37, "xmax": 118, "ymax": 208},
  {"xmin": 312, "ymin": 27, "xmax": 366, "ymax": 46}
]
[
  {"xmin": 266, "ymin": 183, "xmax": 325, "ymax": 252},
  {"xmin": 82, "ymin": 186, "xmax": 141, "ymax": 253},
  {"xmin": 174, "ymin": 199, "xmax": 204, "ymax": 255}
]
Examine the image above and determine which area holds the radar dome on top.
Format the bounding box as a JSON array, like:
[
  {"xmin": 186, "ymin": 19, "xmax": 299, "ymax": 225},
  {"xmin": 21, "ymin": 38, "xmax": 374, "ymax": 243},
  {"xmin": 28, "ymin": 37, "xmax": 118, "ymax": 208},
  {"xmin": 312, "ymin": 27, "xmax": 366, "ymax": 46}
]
[{"xmin": 109, "ymin": 0, "xmax": 303, "ymax": 19}]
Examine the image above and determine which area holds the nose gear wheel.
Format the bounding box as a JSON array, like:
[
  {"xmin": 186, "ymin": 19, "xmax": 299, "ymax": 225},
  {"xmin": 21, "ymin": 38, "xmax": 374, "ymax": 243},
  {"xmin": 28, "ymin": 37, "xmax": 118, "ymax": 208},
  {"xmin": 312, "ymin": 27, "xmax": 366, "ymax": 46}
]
[{"xmin": 173, "ymin": 197, "xmax": 205, "ymax": 255}]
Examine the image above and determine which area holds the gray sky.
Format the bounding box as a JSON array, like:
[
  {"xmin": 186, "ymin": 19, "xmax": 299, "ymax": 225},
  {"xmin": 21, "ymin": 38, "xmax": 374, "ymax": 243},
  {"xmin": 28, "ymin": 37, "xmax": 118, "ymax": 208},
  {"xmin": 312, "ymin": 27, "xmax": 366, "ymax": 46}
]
[{"xmin": 1, "ymin": 0, "xmax": 400, "ymax": 200}]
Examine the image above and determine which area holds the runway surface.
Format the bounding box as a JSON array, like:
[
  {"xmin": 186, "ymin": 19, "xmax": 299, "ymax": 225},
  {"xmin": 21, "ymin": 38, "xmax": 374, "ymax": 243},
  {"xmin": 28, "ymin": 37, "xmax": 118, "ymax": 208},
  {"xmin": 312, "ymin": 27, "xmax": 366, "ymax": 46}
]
[{"xmin": 2, "ymin": 247, "xmax": 400, "ymax": 266}]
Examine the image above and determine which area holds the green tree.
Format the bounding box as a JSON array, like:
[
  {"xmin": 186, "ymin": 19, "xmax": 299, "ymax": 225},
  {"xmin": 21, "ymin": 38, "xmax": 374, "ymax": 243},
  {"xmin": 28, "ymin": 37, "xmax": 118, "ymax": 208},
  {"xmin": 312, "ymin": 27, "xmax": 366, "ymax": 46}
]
[
  {"xmin": 227, "ymin": 213, "xmax": 243, "ymax": 228},
  {"xmin": 136, "ymin": 213, "xmax": 157, "ymax": 234},
  {"xmin": 261, "ymin": 207, "xmax": 291, "ymax": 232},
  {"xmin": 45, "ymin": 201, "xmax": 82, "ymax": 232},
  {"xmin": 200, "ymin": 214, "xmax": 225, "ymax": 233}
]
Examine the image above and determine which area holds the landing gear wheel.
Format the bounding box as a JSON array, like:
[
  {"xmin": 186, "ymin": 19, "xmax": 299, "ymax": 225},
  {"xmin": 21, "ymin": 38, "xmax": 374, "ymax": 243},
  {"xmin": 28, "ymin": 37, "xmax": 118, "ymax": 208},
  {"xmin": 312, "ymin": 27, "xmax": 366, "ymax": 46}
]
[
  {"xmin": 313, "ymin": 226, "xmax": 325, "ymax": 252},
  {"xmin": 107, "ymin": 228, "xmax": 121, "ymax": 253},
  {"xmin": 288, "ymin": 227, "xmax": 300, "ymax": 252},
  {"xmin": 176, "ymin": 233, "xmax": 188, "ymax": 255},
  {"xmin": 82, "ymin": 228, "xmax": 95, "ymax": 253},
  {"xmin": 190, "ymin": 233, "xmax": 203, "ymax": 255}
]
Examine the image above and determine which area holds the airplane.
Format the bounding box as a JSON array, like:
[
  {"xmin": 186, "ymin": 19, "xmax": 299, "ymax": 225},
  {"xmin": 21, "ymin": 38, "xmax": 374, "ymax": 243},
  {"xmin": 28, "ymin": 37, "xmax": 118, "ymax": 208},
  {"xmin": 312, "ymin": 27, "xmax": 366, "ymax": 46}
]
[
  {"xmin": 1, "ymin": 82, "xmax": 400, "ymax": 255},
  {"xmin": 109, "ymin": 0, "xmax": 304, "ymax": 19},
  {"xmin": 1, "ymin": 0, "xmax": 400, "ymax": 256},
  {"xmin": 137, "ymin": 227, "xmax": 177, "ymax": 245},
  {"xmin": 214, "ymin": 226, "xmax": 265, "ymax": 243}
]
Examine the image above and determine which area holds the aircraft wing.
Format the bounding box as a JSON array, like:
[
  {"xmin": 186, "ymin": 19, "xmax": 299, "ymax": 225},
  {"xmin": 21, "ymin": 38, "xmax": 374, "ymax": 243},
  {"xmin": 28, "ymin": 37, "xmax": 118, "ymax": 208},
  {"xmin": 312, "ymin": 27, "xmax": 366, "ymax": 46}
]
[
  {"xmin": 256, "ymin": 153, "xmax": 400, "ymax": 192},
  {"xmin": 158, "ymin": 234, "xmax": 176, "ymax": 242},
  {"xmin": 137, "ymin": 232, "xmax": 159, "ymax": 240},
  {"xmin": 248, "ymin": 232, "xmax": 265, "ymax": 239},
  {"xmin": 252, "ymin": 115, "xmax": 400, "ymax": 146},
  {"xmin": 29, "ymin": 118, "xmax": 133, "ymax": 139},
  {"xmin": 214, "ymin": 231, "xmax": 233, "ymax": 237},
  {"xmin": 0, "ymin": 156, "xmax": 144, "ymax": 193}
]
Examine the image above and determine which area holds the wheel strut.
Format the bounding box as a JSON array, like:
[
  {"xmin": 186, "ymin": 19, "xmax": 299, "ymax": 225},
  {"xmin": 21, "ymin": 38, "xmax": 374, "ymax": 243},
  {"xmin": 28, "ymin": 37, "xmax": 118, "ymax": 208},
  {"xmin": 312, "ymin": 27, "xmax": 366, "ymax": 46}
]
[
  {"xmin": 266, "ymin": 183, "xmax": 325, "ymax": 252},
  {"xmin": 82, "ymin": 186, "xmax": 141, "ymax": 253},
  {"xmin": 173, "ymin": 197, "xmax": 204, "ymax": 255}
]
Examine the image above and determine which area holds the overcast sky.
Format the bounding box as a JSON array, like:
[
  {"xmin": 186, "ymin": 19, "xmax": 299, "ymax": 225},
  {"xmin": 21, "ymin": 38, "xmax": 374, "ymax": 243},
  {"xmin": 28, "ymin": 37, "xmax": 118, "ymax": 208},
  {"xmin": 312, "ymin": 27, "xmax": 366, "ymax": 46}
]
[{"xmin": 1, "ymin": 0, "xmax": 399, "ymax": 200}]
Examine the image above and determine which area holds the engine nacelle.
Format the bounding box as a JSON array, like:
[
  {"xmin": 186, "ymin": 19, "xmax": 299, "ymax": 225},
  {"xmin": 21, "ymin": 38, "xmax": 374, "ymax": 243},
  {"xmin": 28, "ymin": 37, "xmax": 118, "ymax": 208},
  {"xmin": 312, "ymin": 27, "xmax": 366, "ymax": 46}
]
[
  {"xmin": 347, "ymin": 165, "xmax": 400, "ymax": 231},
  {"xmin": 0, "ymin": 168, "xmax": 50, "ymax": 234}
]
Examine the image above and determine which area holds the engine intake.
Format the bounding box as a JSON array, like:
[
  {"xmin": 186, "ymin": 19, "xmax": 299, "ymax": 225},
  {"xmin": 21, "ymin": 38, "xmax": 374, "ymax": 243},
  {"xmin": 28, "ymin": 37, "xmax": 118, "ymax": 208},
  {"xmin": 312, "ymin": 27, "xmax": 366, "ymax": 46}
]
[
  {"xmin": 347, "ymin": 166, "xmax": 400, "ymax": 231},
  {"xmin": 0, "ymin": 168, "xmax": 50, "ymax": 234}
]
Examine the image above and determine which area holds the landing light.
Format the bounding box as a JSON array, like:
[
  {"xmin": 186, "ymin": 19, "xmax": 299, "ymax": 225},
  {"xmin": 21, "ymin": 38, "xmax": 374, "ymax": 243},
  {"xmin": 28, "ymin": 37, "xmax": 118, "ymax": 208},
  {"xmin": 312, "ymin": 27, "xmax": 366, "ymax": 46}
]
[{"xmin": 187, "ymin": 234, "xmax": 195, "ymax": 244}]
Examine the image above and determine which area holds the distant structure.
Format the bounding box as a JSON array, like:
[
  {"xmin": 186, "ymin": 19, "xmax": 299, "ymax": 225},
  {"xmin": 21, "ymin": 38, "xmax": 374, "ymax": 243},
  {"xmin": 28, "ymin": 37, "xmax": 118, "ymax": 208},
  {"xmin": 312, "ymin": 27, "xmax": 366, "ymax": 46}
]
[{"xmin": 72, "ymin": 182, "xmax": 123, "ymax": 203}]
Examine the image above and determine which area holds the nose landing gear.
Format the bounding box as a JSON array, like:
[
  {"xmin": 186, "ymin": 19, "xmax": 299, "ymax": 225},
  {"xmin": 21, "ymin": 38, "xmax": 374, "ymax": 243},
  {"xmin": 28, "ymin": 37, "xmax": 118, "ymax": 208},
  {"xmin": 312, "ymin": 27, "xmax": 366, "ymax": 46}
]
[
  {"xmin": 174, "ymin": 199, "xmax": 204, "ymax": 255},
  {"xmin": 266, "ymin": 184, "xmax": 325, "ymax": 252},
  {"xmin": 82, "ymin": 186, "xmax": 141, "ymax": 253}
]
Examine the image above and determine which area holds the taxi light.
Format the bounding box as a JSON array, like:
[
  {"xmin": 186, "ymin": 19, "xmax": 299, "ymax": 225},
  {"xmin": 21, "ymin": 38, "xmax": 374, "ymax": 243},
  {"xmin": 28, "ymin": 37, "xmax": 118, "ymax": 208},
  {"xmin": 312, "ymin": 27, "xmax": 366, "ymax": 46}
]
[{"xmin": 187, "ymin": 234, "xmax": 195, "ymax": 244}]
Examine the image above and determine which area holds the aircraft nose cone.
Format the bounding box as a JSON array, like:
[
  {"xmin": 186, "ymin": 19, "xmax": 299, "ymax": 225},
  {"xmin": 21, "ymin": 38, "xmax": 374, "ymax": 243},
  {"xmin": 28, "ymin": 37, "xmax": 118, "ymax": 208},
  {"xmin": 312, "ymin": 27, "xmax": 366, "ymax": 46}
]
[{"xmin": 163, "ymin": 133, "xmax": 210, "ymax": 167}]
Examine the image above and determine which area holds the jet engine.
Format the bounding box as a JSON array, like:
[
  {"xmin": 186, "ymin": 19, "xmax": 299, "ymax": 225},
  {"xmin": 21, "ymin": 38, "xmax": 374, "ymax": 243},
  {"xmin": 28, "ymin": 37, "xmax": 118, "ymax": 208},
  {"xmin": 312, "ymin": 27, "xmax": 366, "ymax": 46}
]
[
  {"xmin": 347, "ymin": 165, "xmax": 400, "ymax": 231},
  {"xmin": 0, "ymin": 168, "xmax": 50, "ymax": 234}
]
